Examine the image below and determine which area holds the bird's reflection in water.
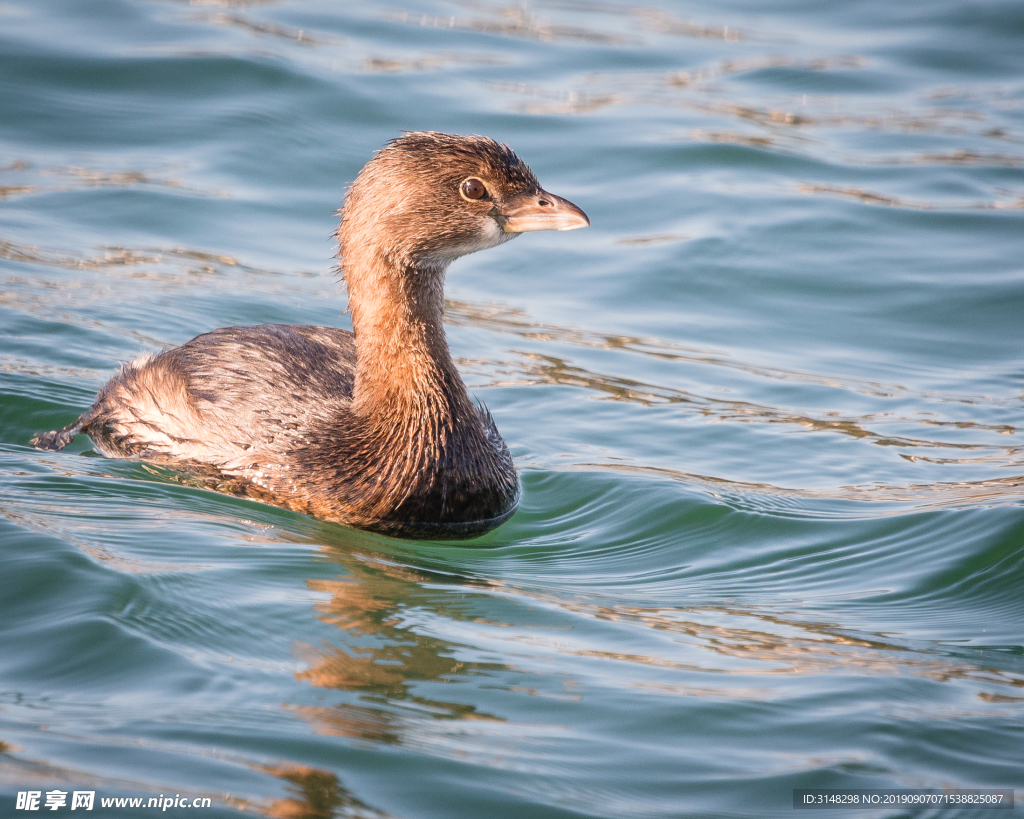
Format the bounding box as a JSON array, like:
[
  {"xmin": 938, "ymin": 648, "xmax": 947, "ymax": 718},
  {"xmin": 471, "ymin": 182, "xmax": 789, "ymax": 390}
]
[
  {"xmin": 256, "ymin": 763, "xmax": 387, "ymax": 819},
  {"xmin": 289, "ymin": 542, "xmax": 509, "ymax": 746}
]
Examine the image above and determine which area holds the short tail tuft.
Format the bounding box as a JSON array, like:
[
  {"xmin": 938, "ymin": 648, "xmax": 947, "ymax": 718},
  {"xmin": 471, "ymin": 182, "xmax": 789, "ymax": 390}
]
[{"xmin": 32, "ymin": 416, "xmax": 87, "ymax": 451}]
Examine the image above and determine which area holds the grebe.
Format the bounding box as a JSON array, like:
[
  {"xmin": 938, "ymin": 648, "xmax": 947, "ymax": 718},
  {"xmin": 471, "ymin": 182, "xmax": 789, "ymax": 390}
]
[{"xmin": 33, "ymin": 132, "xmax": 589, "ymax": 539}]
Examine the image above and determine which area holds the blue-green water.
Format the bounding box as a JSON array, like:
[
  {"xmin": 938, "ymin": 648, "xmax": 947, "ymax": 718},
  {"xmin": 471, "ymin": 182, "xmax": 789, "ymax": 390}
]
[{"xmin": 1, "ymin": 0, "xmax": 1023, "ymax": 817}]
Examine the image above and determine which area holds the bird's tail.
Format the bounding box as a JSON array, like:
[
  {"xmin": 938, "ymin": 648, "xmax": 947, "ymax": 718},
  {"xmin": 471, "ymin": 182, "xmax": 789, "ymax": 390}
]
[{"xmin": 32, "ymin": 408, "xmax": 96, "ymax": 451}]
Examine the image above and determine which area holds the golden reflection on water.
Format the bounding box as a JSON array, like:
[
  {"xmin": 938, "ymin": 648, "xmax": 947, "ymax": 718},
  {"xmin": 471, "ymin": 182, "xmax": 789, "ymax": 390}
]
[
  {"xmin": 493, "ymin": 586, "xmax": 1024, "ymax": 703},
  {"xmin": 502, "ymin": 70, "xmax": 1018, "ymax": 155},
  {"xmin": 203, "ymin": 12, "xmax": 342, "ymax": 46},
  {"xmin": 687, "ymin": 129, "xmax": 776, "ymax": 149},
  {"xmin": 474, "ymin": 22, "xmax": 1022, "ymax": 208},
  {"xmin": 362, "ymin": 52, "xmax": 504, "ymax": 73},
  {"xmin": 295, "ymin": 552, "xmax": 509, "ymax": 701},
  {"xmin": 0, "ymin": 160, "xmax": 220, "ymax": 202},
  {"xmin": 0, "ymin": 736, "xmax": 261, "ymax": 815},
  {"xmin": 622, "ymin": 6, "xmax": 742, "ymax": 40},
  {"xmin": 255, "ymin": 763, "xmax": 388, "ymax": 819},
  {"xmin": 459, "ymin": 350, "xmax": 1021, "ymax": 479},
  {"xmin": 0, "ymin": 185, "xmax": 34, "ymax": 200},
  {"xmin": 285, "ymin": 546, "xmax": 1024, "ymax": 735},
  {"xmin": 0, "ymin": 235, "xmax": 320, "ymax": 350},
  {"xmin": 444, "ymin": 299, "xmax": 912, "ymax": 401},
  {"xmin": 387, "ymin": 8, "xmax": 631, "ymax": 45},
  {"xmin": 868, "ymin": 150, "xmax": 1022, "ymax": 167},
  {"xmin": 0, "ymin": 733, "xmax": 386, "ymax": 818},
  {"xmin": 0, "ymin": 235, "xmax": 278, "ymax": 276},
  {"xmin": 286, "ymin": 550, "xmax": 558, "ymax": 766},
  {"xmin": 614, "ymin": 233, "xmax": 688, "ymax": 245},
  {"xmin": 396, "ymin": 0, "xmax": 745, "ymax": 43},
  {"xmin": 578, "ymin": 461, "xmax": 1024, "ymax": 508},
  {"xmin": 798, "ymin": 182, "xmax": 1024, "ymax": 211},
  {"xmin": 442, "ymin": 298, "xmax": 1023, "ymax": 493},
  {"xmin": 0, "ymin": 358, "xmax": 104, "ymax": 380}
]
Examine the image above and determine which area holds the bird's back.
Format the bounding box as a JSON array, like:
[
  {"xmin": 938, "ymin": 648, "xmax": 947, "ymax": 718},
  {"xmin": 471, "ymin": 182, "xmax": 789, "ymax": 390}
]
[{"xmin": 83, "ymin": 324, "xmax": 356, "ymax": 471}]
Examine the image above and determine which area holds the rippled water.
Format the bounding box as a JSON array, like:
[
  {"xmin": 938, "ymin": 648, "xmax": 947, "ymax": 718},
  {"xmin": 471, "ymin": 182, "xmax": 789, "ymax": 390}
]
[{"xmin": 2, "ymin": 0, "xmax": 1023, "ymax": 816}]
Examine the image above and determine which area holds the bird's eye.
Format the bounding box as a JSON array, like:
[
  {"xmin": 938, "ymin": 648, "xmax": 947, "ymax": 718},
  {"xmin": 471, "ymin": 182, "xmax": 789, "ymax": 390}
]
[{"xmin": 460, "ymin": 177, "xmax": 488, "ymax": 201}]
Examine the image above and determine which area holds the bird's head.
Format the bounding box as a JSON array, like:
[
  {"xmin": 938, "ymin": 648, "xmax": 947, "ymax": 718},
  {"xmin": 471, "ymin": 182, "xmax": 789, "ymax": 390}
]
[{"xmin": 339, "ymin": 132, "xmax": 589, "ymax": 273}]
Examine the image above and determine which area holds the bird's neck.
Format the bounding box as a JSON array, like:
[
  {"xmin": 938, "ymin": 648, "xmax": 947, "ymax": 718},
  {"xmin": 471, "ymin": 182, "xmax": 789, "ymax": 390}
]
[{"xmin": 347, "ymin": 253, "xmax": 471, "ymax": 423}]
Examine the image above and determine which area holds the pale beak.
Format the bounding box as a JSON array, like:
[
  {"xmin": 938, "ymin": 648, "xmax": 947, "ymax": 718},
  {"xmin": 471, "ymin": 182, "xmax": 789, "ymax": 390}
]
[{"xmin": 496, "ymin": 190, "xmax": 590, "ymax": 233}]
